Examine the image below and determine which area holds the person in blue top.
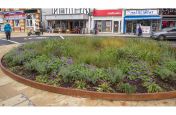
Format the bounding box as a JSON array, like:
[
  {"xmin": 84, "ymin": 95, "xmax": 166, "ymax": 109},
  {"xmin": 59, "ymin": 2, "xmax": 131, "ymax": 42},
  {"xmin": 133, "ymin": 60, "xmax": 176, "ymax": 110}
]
[{"xmin": 4, "ymin": 21, "xmax": 12, "ymax": 40}]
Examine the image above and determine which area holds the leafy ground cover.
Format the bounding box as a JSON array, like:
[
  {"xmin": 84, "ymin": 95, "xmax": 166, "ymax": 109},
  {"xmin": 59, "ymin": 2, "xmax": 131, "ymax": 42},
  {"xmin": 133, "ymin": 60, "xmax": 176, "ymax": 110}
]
[{"xmin": 2, "ymin": 36, "xmax": 176, "ymax": 93}]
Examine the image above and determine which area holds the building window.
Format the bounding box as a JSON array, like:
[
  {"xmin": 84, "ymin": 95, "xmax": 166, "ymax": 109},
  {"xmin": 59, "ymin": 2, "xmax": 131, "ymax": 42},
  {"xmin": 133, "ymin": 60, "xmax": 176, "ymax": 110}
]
[
  {"xmin": 60, "ymin": 8, "xmax": 65, "ymax": 14},
  {"xmin": 26, "ymin": 15, "xmax": 33, "ymax": 27},
  {"xmin": 75, "ymin": 8, "xmax": 81, "ymax": 14},
  {"xmin": 14, "ymin": 20, "xmax": 20, "ymax": 27},
  {"xmin": 96, "ymin": 20, "xmax": 112, "ymax": 32},
  {"xmin": 105, "ymin": 21, "xmax": 112, "ymax": 32}
]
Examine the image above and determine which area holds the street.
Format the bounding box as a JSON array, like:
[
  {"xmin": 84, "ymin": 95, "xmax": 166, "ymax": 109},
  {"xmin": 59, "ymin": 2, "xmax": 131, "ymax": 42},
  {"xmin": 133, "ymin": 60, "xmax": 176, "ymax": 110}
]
[
  {"xmin": 0, "ymin": 39, "xmax": 14, "ymax": 46},
  {"xmin": 1, "ymin": 35, "xmax": 176, "ymax": 48}
]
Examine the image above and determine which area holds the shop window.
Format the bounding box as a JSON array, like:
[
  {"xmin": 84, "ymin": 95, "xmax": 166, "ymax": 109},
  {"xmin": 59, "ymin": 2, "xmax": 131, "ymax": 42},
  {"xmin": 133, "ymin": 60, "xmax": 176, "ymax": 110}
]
[
  {"xmin": 105, "ymin": 21, "xmax": 111, "ymax": 32},
  {"xmin": 96, "ymin": 20, "xmax": 112, "ymax": 32},
  {"xmin": 14, "ymin": 20, "xmax": 20, "ymax": 27},
  {"xmin": 26, "ymin": 15, "xmax": 33, "ymax": 27}
]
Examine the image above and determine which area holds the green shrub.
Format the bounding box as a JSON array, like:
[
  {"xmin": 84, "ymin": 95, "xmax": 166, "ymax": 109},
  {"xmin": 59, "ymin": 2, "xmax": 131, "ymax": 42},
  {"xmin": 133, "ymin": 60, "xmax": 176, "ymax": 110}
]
[
  {"xmin": 127, "ymin": 61, "xmax": 152, "ymax": 80},
  {"xmin": 97, "ymin": 82, "xmax": 113, "ymax": 92},
  {"xmin": 106, "ymin": 68, "xmax": 124, "ymax": 84},
  {"xmin": 4, "ymin": 48, "xmax": 38, "ymax": 67},
  {"xmin": 155, "ymin": 66, "xmax": 175, "ymax": 80},
  {"xmin": 59, "ymin": 64, "xmax": 100, "ymax": 84},
  {"xmin": 165, "ymin": 60, "xmax": 176, "ymax": 73},
  {"xmin": 47, "ymin": 57, "xmax": 62, "ymax": 73},
  {"xmin": 24, "ymin": 55, "xmax": 49, "ymax": 74},
  {"xmin": 118, "ymin": 83, "xmax": 136, "ymax": 93},
  {"xmin": 35, "ymin": 75, "xmax": 49, "ymax": 83},
  {"xmin": 47, "ymin": 76, "xmax": 61, "ymax": 86},
  {"xmin": 146, "ymin": 82, "xmax": 163, "ymax": 93},
  {"xmin": 74, "ymin": 80, "xmax": 86, "ymax": 89}
]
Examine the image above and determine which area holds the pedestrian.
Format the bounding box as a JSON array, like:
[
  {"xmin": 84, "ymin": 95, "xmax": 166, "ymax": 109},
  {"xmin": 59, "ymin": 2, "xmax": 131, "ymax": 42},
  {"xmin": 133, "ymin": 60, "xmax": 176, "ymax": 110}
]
[
  {"xmin": 4, "ymin": 21, "xmax": 12, "ymax": 40},
  {"xmin": 94, "ymin": 23, "xmax": 98, "ymax": 35},
  {"xmin": 39, "ymin": 23, "xmax": 43, "ymax": 35},
  {"xmin": 47, "ymin": 26, "xmax": 49, "ymax": 33},
  {"xmin": 138, "ymin": 26, "xmax": 142, "ymax": 36},
  {"xmin": 75, "ymin": 26, "xmax": 78, "ymax": 34}
]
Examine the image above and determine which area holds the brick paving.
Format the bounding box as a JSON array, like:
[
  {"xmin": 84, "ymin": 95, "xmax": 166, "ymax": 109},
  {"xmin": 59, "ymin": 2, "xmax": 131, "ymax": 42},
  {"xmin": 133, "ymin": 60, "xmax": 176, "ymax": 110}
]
[{"xmin": 0, "ymin": 41, "xmax": 176, "ymax": 106}]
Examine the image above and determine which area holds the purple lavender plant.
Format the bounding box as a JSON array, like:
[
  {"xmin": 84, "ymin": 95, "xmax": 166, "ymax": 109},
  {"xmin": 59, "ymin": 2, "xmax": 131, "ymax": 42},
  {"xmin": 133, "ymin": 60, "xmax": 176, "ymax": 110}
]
[{"xmin": 67, "ymin": 58, "xmax": 73, "ymax": 65}]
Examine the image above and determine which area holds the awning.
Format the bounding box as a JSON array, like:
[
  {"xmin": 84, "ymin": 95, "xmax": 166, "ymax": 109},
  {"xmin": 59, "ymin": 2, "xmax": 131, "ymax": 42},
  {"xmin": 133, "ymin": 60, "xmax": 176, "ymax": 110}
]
[{"xmin": 124, "ymin": 16, "xmax": 161, "ymax": 20}]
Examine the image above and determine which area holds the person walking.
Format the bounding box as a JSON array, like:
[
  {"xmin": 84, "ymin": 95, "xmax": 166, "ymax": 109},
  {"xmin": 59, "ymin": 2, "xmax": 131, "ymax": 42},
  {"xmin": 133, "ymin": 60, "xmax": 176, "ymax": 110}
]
[
  {"xmin": 39, "ymin": 23, "xmax": 43, "ymax": 35},
  {"xmin": 138, "ymin": 25, "xmax": 142, "ymax": 37},
  {"xmin": 4, "ymin": 22, "xmax": 12, "ymax": 40},
  {"xmin": 94, "ymin": 23, "xmax": 98, "ymax": 35}
]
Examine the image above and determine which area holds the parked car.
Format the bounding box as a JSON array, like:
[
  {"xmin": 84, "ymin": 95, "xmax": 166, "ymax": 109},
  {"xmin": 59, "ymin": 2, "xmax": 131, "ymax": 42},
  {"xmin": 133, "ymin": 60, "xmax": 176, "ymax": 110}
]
[{"xmin": 150, "ymin": 27, "xmax": 176, "ymax": 40}]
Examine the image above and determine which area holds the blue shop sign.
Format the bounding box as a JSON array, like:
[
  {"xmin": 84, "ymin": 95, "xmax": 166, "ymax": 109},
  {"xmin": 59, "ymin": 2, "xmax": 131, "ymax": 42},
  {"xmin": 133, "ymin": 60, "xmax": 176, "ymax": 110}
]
[
  {"xmin": 124, "ymin": 16, "xmax": 161, "ymax": 20},
  {"xmin": 126, "ymin": 9, "xmax": 159, "ymax": 16}
]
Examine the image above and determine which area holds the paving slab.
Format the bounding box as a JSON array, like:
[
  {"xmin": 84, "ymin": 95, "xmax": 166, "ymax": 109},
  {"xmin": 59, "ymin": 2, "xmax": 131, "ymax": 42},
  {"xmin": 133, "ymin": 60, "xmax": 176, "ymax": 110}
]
[
  {"xmin": 0, "ymin": 94, "xmax": 27, "ymax": 106},
  {"xmin": 0, "ymin": 76, "xmax": 14, "ymax": 86},
  {"xmin": 16, "ymin": 100, "xmax": 34, "ymax": 106},
  {"xmin": 7, "ymin": 81, "xmax": 28, "ymax": 92},
  {"xmin": 29, "ymin": 91, "xmax": 68, "ymax": 106},
  {"xmin": 0, "ymin": 83, "xmax": 19, "ymax": 100}
]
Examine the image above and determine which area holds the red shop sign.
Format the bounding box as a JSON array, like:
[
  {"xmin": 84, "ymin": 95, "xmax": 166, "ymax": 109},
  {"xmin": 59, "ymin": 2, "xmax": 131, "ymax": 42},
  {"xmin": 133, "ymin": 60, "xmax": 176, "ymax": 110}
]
[{"xmin": 93, "ymin": 9, "xmax": 122, "ymax": 16}]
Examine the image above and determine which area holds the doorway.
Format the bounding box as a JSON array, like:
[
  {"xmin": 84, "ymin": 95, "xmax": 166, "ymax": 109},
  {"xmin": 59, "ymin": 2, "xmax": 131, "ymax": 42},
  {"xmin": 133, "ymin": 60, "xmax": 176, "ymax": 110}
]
[{"xmin": 114, "ymin": 21, "xmax": 119, "ymax": 32}]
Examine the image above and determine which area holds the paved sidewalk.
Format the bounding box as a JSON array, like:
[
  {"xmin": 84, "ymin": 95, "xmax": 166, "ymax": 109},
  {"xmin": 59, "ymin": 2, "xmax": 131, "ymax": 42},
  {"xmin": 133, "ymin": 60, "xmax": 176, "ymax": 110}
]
[{"xmin": 0, "ymin": 44, "xmax": 176, "ymax": 106}]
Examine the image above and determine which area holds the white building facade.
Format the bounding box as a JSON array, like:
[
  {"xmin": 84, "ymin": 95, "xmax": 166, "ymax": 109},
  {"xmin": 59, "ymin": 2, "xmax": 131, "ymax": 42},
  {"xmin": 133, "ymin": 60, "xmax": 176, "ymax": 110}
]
[
  {"xmin": 42, "ymin": 8, "xmax": 91, "ymax": 33},
  {"xmin": 91, "ymin": 9, "xmax": 123, "ymax": 33}
]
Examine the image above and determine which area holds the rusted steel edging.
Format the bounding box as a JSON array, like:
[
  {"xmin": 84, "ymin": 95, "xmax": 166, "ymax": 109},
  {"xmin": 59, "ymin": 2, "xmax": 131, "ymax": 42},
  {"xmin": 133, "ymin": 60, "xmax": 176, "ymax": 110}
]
[{"xmin": 1, "ymin": 56, "xmax": 176, "ymax": 101}]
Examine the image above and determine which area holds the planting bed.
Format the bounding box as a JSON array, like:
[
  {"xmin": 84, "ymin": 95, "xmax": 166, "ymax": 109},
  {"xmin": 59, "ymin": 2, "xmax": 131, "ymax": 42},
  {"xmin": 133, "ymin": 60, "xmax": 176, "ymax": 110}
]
[{"xmin": 1, "ymin": 36, "xmax": 176, "ymax": 100}]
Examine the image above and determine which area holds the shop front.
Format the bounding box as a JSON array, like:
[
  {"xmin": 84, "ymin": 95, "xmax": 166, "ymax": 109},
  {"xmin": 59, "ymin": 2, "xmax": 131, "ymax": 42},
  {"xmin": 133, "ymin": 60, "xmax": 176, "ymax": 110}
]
[
  {"xmin": 43, "ymin": 8, "xmax": 90, "ymax": 34},
  {"xmin": 4, "ymin": 11, "xmax": 26, "ymax": 32},
  {"xmin": 24, "ymin": 9, "xmax": 41, "ymax": 32},
  {"xmin": 160, "ymin": 9, "xmax": 176, "ymax": 29},
  {"xmin": 92, "ymin": 9, "xmax": 122, "ymax": 33},
  {"xmin": 123, "ymin": 9, "xmax": 161, "ymax": 34}
]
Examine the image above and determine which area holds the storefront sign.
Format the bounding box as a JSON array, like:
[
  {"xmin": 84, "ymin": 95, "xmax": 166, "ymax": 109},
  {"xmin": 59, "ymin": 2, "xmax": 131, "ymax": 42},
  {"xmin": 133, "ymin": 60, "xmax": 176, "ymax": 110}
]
[
  {"xmin": 141, "ymin": 26, "xmax": 151, "ymax": 34},
  {"xmin": 126, "ymin": 10, "xmax": 159, "ymax": 16},
  {"xmin": 52, "ymin": 8, "xmax": 90, "ymax": 15},
  {"xmin": 5, "ymin": 13, "xmax": 25, "ymax": 20},
  {"xmin": 160, "ymin": 9, "xmax": 176, "ymax": 15},
  {"xmin": 93, "ymin": 9, "xmax": 122, "ymax": 16}
]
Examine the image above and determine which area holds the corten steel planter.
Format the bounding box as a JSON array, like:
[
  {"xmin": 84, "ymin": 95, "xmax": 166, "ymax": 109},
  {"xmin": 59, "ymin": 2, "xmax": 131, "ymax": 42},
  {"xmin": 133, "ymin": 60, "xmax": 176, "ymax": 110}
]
[{"xmin": 1, "ymin": 56, "xmax": 176, "ymax": 101}]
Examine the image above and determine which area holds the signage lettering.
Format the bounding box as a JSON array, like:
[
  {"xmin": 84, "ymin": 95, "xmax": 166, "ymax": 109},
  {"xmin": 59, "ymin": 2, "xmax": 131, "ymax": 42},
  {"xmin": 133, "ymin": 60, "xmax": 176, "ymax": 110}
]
[
  {"xmin": 126, "ymin": 10, "xmax": 158, "ymax": 16},
  {"xmin": 52, "ymin": 8, "xmax": 90, "ymax": 15},
  {"xmin": 93, "ymin": 9, "xmax": 122, "ymax": 16}
]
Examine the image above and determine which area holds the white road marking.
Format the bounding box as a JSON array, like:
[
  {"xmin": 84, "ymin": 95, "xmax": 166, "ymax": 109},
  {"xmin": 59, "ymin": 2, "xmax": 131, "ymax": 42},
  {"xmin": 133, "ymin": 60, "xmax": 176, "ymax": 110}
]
[
  {"xmin": 24, "ymin": 38, "xmax": 32, "ymax": 40},
  {"xmin": 36, "ymin": 37, "xmax": 47, "ymax": 39},
  {"xmin": 59, "ymin": 35, "xmax": 65, "ymax": 39},
  {"xmin": 1, "ymin": 39, "xmax": 20, "ymax": 44}
]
